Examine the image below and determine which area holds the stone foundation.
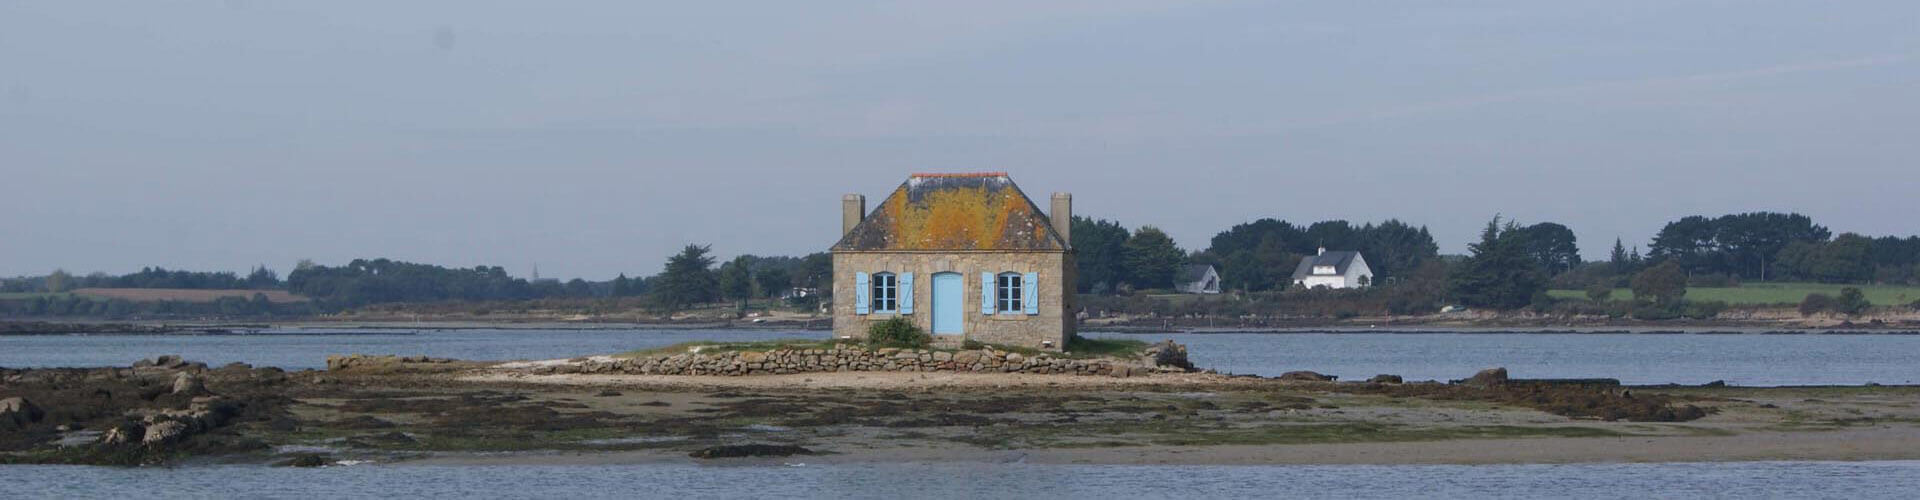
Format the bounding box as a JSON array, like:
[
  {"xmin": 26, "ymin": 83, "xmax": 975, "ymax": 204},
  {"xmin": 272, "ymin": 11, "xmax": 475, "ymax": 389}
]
[{"xmin": 523, "ymin": 342, "xmax": 1191, "ymax": 378}]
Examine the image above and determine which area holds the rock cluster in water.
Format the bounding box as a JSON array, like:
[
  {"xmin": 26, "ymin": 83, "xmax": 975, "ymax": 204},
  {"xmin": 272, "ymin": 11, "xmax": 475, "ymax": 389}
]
[{"xmin": 325, "ymin": 354, "xmax": 460, "ymax": 371}]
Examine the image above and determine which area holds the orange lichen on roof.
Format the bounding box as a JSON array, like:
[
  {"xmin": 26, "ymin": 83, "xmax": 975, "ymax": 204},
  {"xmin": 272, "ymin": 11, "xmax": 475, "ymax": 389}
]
[
  {"xmin": 910, "ymin": 172, "xmax": 1009, "ymax": 179},
  {"xmin": 833, "ymin": 174, "xmax": 1066, "ymax": 252}
]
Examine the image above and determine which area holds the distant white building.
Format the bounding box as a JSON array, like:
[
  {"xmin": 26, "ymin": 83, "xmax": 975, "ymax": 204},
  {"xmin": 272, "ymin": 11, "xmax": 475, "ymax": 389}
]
[
  {"xmin": 1174, "ymin": 264, "xmax": 1221, "ymax": 294},
  {"xmin": 1291, "ymin": 248, "xmax": 1373, "ymax": 289}
]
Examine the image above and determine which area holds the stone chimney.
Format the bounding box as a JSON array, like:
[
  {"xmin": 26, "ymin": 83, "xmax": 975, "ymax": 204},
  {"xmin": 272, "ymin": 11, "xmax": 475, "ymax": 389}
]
[
  {"xmin": 1051, "ymin": 192, "xmax": 1073, "ymax": 247},
  {"xmin": 842, "ymin": 194, "xmax": 865, "ymax": 236}
]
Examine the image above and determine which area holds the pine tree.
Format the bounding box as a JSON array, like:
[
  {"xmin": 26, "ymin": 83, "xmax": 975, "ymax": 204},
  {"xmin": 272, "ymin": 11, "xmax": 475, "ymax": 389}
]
[
  {"xmin": 611, "ymin": 274, "xmax": 632, "ymax": 297},
  {"xmin": 1610, "ymin": 238, "xmax": 1631, "ymax": 272},
  {"xmin": 1446, "ymin": 216, "xmax": 1546, "ymax": 309},
  {"xmin": 654, "ymin": 245, "xmax": 718, "ymax": 311}
]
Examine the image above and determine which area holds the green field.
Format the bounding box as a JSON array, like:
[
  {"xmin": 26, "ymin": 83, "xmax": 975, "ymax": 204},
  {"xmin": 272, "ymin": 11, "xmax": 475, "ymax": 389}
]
[
  {"xmin": 1550, "ymin": 282, "xmax": 1920, "ymax": 306},
  {"xmin": 0, "ymin": 293, "xmax": 72, "ymax": 300}
]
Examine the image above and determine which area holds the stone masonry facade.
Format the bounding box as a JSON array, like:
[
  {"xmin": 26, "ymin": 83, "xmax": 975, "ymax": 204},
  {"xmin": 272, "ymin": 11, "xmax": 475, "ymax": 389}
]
[{"xmin": 831, "ymin": 251, "xmax": 1074, "ymax": 349}]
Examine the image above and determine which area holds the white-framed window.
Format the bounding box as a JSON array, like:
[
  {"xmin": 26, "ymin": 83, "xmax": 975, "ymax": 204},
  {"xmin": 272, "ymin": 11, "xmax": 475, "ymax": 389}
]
[
  {"xmin": 996, "ymin": 272, "xmax": 1023, "ymax": 313},
  {"xmin": 871, "ymin": 272, "xmax": 898, "ymax": 313}
]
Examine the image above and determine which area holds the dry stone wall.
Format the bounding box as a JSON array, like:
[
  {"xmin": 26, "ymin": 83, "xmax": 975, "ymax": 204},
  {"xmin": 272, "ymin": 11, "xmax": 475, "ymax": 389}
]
[{"xmin": 529, "ymin": 342, "xmax": 1192, "ymax": 378}]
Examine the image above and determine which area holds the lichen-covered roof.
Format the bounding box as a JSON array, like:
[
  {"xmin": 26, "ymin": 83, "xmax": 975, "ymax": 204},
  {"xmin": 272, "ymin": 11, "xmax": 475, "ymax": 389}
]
[{"xmin": 832, "ymin": 173, "xmax": 1068, "ymax": 252}]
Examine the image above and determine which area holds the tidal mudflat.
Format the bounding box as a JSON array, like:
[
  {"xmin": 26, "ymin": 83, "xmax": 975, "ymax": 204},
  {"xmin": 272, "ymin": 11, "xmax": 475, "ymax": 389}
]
[{"xmin": 5, "ymin": 350, "xmax": 1918, "ymax": 468}]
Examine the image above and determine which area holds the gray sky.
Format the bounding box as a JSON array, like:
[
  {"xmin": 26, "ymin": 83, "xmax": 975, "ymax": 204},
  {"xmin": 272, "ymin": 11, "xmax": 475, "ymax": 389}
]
[{"xmin": 4, "ymin": 1, "xmax": 1917, "ymax": 280}]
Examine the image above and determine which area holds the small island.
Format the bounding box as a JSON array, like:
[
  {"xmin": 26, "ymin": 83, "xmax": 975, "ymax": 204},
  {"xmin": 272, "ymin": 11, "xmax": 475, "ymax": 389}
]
[{"xmin": 5, "ymin": 334, "xmax": 1917, "ymax": 467}]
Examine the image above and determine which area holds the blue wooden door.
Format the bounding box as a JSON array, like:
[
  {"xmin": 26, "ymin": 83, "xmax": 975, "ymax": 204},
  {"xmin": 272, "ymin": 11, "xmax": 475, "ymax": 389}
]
[{"xmin": 931, "ymin": 272, "xmax": 964, "ymax": 335}]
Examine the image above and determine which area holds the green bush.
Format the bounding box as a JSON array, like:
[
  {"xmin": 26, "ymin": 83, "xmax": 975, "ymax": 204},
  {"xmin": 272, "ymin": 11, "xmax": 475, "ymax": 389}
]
[
  {"xmin": 1585, "ymin": 283, "xmax": 1613, "ymax": 302},
  {"xmin": 1834, "ymin": 287, "xmax": 1871, "ymax": 316},
  {"xmin": 866, "ymin": 317, "xmax": 931, "ymax": 348},
  {"xmin": 1799, "ymin": 293, "xmax": 1835, "ymax": 316},
  {"xmin": 1632, "ymin": 303, "xmax": 1681, "ymax": 320}
]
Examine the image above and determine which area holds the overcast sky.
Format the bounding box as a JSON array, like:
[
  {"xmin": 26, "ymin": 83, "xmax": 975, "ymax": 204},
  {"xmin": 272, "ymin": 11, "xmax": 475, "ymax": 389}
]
[{"xmin": 3, "ymin": 1, "xmax": 1917, "ymax": 280}]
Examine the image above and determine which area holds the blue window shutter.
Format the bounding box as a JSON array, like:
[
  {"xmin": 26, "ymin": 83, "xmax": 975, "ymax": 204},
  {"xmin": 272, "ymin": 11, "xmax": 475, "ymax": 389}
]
[
  {"xmin": 855, "ymin": 272, "xmax": 870, "ymax": 315},
  {"xmin": 1023, "ymin": 272, "xmax": 1039, "ymax": 315},
  {"xmin": 899, "ymin": 273, "xmax": 914, "ymax": 314},
  {"xmin": 981, "ymin": 272, "xmax": 995, "ymax": 314}
]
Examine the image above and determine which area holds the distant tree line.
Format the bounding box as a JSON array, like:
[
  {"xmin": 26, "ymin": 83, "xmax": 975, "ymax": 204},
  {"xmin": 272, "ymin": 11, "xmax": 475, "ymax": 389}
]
[
  {"xmin": 1071, "ymin": 216, "xmax": 1443, "ymax": 294},
  {"xmin": 286, "ymin": 259, "xmax": 543, "ymax": 307},
  {"xmin": 0, "ymin": 293, "xmax": 315, "ymax": 319},
  {"xmin": 638, "ymin": 246, "xmax": 834, "ymax": 313},
  {"xmin": 1548, "ymin": 211, "xmax": 1920, "ymax": 289},
  {"xmin": 0, "ymin": 266, "xmax": 281, "ymax": 293}
]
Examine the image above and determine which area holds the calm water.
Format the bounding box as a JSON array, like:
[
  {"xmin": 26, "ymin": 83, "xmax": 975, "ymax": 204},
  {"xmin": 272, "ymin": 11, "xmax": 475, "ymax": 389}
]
[
  {"xmin": 4, "ymin": 329, "xmax": 1919, "ymax": 386},
  {"xmin": 4, "ymin": 461, "xmax": 1919, "ymax": 499}
]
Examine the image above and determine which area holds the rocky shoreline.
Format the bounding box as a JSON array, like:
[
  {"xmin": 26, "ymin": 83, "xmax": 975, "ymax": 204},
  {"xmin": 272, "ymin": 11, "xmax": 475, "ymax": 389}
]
[{"xmin": 3, "ymin": 350, "xmax": 1917, "ymax": 468}]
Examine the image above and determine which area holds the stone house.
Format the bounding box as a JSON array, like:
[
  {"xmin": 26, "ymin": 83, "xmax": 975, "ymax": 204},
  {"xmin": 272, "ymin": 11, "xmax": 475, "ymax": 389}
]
[
  {"xmin": 831, "ymin": 173, "xmax": 1076, "ymax": 350},
  {"xmin": 1290, "ymin": 248, "xmax": 1374, "ymax": 289}
]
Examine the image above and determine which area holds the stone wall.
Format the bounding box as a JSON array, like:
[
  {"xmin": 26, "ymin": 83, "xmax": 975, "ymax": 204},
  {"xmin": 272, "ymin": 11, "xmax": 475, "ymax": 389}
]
[
  {"xmin": 832, "ymin": 251, "xmax": 1075, "ymax": 349},
  {"xmin": 525, "ymin": 342, "xmax": 1189, "ymax": 378}
]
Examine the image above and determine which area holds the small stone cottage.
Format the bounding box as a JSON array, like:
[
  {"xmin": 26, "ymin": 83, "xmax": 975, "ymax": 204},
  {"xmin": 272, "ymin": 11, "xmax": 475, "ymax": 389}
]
[{"xmin": 831, "ymin": 173, "xmax": 1075, "ymax": 350}]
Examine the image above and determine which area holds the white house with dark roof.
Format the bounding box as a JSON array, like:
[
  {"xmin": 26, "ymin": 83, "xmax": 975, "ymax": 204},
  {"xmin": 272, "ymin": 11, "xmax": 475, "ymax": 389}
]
[
  {"xmin": 1291, "ymin": 248, "xmax": 1373, "ymax": 289},
  {"xmin": 1174, "ymin": 264, "xmax": 1221, "ymax": 294}
]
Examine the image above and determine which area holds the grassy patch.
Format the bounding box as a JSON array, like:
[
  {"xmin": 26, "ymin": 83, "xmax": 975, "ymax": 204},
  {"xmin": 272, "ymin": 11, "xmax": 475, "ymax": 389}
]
[{"xmin": 1066, "ymin": 336, "xmax": 1149, "ymax": 358}]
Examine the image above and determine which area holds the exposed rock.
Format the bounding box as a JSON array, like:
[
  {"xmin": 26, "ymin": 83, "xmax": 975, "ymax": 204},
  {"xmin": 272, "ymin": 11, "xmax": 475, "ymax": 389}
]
[
  {"xmin": 1279, "ymin": 371, "xmax": 1335, "ymax": 382},
  {"xmin": 346, "ymin": 431, "xmax": 418, "ymax": 448},
  {"xmin": 688, "ymin": 444, "xmax": 815, "ymax": 459},
  {"xmin": 1368, "ymin": 374, "xmax": 1404, "ymax": 384},
  {"xmin": 1464, "ymin": 367, "xmax": 1509, "ymax": 387},
  {"xmin": 1141, "ymin": 340, "xmax": 1195, "ymax": 371},
  {"xmin": 327, "ymin": 354, "xmax": 457, "ymax": 371},
  {"xmin": 1, "ymin": 396, "xmax": 45, "ymax": 429},
  {"xmin": 172, "ymin": 372, "xmax": 211, "ymax": 396},
  {"xmin": 275, "ymin": 454, "xmax": 332, "ymax": 468},
  {"xmin": 100, "ymin": 425, "xmax": 138, "ymax": 445},
  {"xmin": 142, "ymin": 420, "xmax": 188, "ymax": 445},
  {"xmin": 134, "ymin": 355, "xmax": 186, "ymax": 369}
]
